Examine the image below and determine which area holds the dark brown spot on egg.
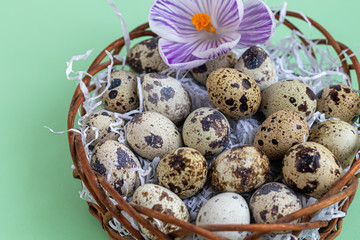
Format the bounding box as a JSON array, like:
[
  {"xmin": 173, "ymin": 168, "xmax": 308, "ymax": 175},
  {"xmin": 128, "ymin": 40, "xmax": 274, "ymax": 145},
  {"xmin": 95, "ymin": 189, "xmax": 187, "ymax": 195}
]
[
  {"xmin": 113, "ymin": 179, "xmax": 125, "ymax": 194},
  {"xmin": 131, "ymin": 113, "xmax": 143, "ymax": 124},
  {"xmin": 260, "ymin": 210, "xmax": 269, "ymax": 222},
  {"xmin": 144, "ymin": 37, "xmax": 159, "ymax": 50},
  {"xmin": 147, "ymin": 93, "xmax": 159, "ymax": 104},
  {"xmin": 225, "ymin": 98, "xmax": 235, "ymax": 106},
  {"xmin": 160, "ymin": 87, "xmax": 175, "ymax": 101},
  {"xmin": 296, "ymin": 125, "xmax": 302, "ymax": 129},
  {"xmin": 144, "ymin": 133, "xmax": 163, "ymax": 149},
  {"xmin": 242, "ymin": 78, "xmax": 251, "ymax": 89},
  {"xmin": 231, "ymin": 83, "xmax": 240, "ymax": 88},
  {"xmin": 258, "ymin": 140, "xmax": 264, "ymax": 146},
  {"xmin": 289, "ymin": 97, "xmax": 297, "ymax": 104},
  {"xmin": 91, "ymin": 158, "xmax": 106, "ymax": 175},
  {"xmin": 109, "ymin": 78, "xmax": 122, "ymax": 90},
  {"xmin": 272, "ymin": 139, "xmax": 278, "ymax": 145},
  {"xmin": 239, "ymin": 95, "xmax": 248, "ymax": 112},
  {"xmin": 168, "ymin": 153, "xmax": 190, "ymax": 173},
  {"xmin": 344, "ymin": 87, "xmax": 351, "ymax": 93},
  {"xmin": 159, "ymin": 191, "xmax": 173, "ymax": 201},
  {"xmin": 168, "ymin": 183, "xmax": 182, "ymax": 194},
  {"xmin": 330, "ymin": 85, "xmax": 341, "ymax": 91},
  {"xmin": 306, "ymin": 87, "xmax": 316, "ymax": 100},
  {"xmin": 152, "ymin": 204, "xmax": 163, "ymax": 212},
  {"xmin": 298, "ymin": 102, "xmax": 308, "ymax": 112},
  {"xmin": 329, "ymin": 90, "xmax": 340, "ymax": 104},
  {"xmin": 242, "ymin": 46, "xmax": 267, "ymax": 69},
  {"xmin": 109, "ymin": 90, "xmax": 118, "ymax": 99},
  {"xmin": 192, "ymin": 64, "xmax": 208, "ymax": 74},
  {"xmin": 294, "ymin": 147, "xmax": 320, "ymax": 173},
  {"xmin": 144, "ymin": 84, "xmax": 154, "ymax": 91},
  {"xmin": 116, "ymin": 148, "xmax": 136, "ymax": 168}
]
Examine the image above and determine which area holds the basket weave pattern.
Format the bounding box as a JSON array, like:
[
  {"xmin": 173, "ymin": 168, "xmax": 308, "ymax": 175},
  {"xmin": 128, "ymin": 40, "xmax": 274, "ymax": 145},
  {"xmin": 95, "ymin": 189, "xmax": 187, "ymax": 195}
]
[{"xmin": 68, "ymin": 12, "xmax": 360, "ymax": 240}]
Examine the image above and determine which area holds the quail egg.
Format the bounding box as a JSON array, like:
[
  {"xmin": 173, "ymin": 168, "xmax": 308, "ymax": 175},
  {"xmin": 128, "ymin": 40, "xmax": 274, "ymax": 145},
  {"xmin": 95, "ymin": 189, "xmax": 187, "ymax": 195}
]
[
  {"xmin": 317, "ymin": 84, "xmax": 360, "ymax": 123},
  {"xmin": 82, "ymin": 109, "xmax": 125, "ymax": 150},
  {"xmin": 126, "ymin": 37, "xmax": 169, "ymax": 74},
  {"xmin": 234, "ymin": 46, "xmax": 277, "ymax": 91},
  {"xmin": 282, "ymin": 142, "xmax": 344, "ymax": 198},
  {"xmin": 258, "ymin": 80, "xmax": 317, "ymax": 119},
  {"xmin": 196, "ymin": 192, "xmax": 250, "ymax": 240},
  {"xmin": 126, "ymin": 111, "xmax": 183, "ymax": 160},
  {"xmin": 141, "ymin": 73, "xmax": 191, "ymax": 124},
  {"xmin": 253, "ymin": 110, "xmax": 309, "ymax": 162},
  {"xmin": 132, "ymin": 184, "xmax": 189, "ymax": 240},
  {"xmin": 157, "ymin": 147, "xmax": 208, "ymax": 199},
  {"xmin": 249, "ymin": 182, "xmax": 302, "ymax": 225},
  {"xmin": 90, "ymin": 140, "xmax": 141, "ymax": 197},
  {"xmin": 182, "ymin": 107, "xmax": 230, "ymax": 158},
  {"xmin": 207, "ymin": 68, "xmax": 261, "ymax": 120},
  {"xmin": 209, "ymin": 145, "xmax": 270, "ymax": 193},
  {"xmin": 308, "ymin": 119, "xmax": 360, "ymax": 168},
  {"xmin": 101, "ymin": 70, "xmax": 139, "ymax": 113}
]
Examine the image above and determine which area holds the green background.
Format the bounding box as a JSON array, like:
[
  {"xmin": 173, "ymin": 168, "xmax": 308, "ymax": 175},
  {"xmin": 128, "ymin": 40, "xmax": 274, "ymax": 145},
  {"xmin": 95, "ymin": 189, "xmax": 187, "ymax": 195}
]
[{"xmin": 1, "ymin": 0, "xmax": 359, "ymax": 239}]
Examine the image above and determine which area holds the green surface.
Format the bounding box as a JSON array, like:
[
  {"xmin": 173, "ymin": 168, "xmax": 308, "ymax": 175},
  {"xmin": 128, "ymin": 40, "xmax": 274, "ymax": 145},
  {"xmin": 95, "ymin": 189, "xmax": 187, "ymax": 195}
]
[{"xmin": 1, "ymin": 0, "xmax": 359, "ymax": 239}]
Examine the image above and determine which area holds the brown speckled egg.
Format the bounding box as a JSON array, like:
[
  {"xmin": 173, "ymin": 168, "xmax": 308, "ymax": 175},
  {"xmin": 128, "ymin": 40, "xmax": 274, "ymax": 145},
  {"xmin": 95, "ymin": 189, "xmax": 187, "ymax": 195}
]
[
  {"xmin": 253, "ymin": 110, "xmax": 309, "ymax": 162},
  {"xmin": 317, "ymin": 84, "xmax": 360, "ymax": 123},
  {"xmin": 234, "ymin": 46, "xmax": 277, "ymax": 91},
  {"xmin": 141, "ymin": 73, "xmax": 191, "ymax": 124},
  {"xmin": 157, "ymin": 147, "xmax": 207, "ymax": 199},
  {"xmin": 132, "ymin": 184, "xmax": 189, "ymax": 240},
  {"xmin": 258, "ymin": 80, "xmax": 317, "ymax": 119},
  {"xmin": 82, "ymin": 109, "xmax": 124, "ymax": 150},
  {"xmin": 90, "ymin": 140, "xmax": 141, "ymax": 197},
  {"xmin": 126, "ymin": 37, "xmax": 169, "ymax": 74},
  {"xmin": 196, "ymin": 192, "xmax": 250, "ymax": 240},
  {"xmin": 309, "ymin": 120, "xmax": 360, "ymax": 168},
  {"xmin": 209, "ymin": 145, "xmax": 270, "ymax": 193},
  {"xmin": 126, "ymin": 111, "xmax": 183, "ymax": 160},
  {"xmin": 249, "ymin": 182, "xmax": 302, "ymax": 225},
  {"xmin": 207, "ymin": 68, "xmax": 261, "ymax": 120},
  {"xmin": 101, "ymin": 70, "xmax": 139, "ymax": 113},
  {"xmin": 182, "ymin": 107, "xmax": 230, "ymax": 158},
  {"xmin": 190, "ymin": 51, "xmax": 237, "ymax": 85},
  {"xmin": 282, "ymin": 142, "xmax": 344, "ymax": 198}
]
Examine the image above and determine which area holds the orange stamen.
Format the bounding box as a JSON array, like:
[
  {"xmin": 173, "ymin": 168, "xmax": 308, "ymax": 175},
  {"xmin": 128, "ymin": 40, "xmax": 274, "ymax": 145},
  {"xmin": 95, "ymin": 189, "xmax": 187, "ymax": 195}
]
[{"xmin": 192, "ymin": 13, "xmax": 216, "ymax": 34}]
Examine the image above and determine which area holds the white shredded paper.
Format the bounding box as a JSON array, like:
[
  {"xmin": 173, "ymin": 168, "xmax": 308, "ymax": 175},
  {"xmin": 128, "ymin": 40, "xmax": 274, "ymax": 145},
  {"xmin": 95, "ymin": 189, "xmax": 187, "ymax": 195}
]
[{"xmin": 62, "ymin": 1, "xmax": 360, "ymax": 239}]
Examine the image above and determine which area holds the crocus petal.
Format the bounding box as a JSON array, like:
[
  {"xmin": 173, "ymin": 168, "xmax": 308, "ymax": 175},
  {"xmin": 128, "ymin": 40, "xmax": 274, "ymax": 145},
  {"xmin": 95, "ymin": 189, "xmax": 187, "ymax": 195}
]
[
  {"xmin": 236, "ymin": 0, "xmax": 275, "ymax": 48},
  {"xmin": 192, "ymin": 34, "xmax": 241, "ymax": 59},
  {"xmin": 158, "ymin": 38, "xmax": 208, "ymax": 70},
  {"xmin": 149, "ymin": 0, "xmax": 244, "ymax": 43}
]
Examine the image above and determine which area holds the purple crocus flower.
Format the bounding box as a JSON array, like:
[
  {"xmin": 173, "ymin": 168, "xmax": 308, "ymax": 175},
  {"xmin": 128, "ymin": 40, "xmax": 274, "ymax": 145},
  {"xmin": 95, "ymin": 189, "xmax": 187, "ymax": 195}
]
[{"xmin": 149, "ymin": 0, "xmax": 275, "ymax": 70}]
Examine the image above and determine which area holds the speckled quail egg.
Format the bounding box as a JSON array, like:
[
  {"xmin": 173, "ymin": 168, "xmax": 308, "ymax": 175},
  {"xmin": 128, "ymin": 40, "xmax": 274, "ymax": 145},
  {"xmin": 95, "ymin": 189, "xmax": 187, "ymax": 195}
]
[
  {"xmin": 253, "ymin": 110, "xmax": 309, "ymax": 162},
  {"xmin": 141, "ymin": 73, "xmax": 191, "ymax": 124},
  {"xmin": 249, "ymin": 182, "xmax": 302, "ymax": 225},
  {"xmin": 283, "ymin": 142, "xmax": 344, "ymax": 198},
  {"xmin": 196, "ymin": 192, "xmax": 250, "ymax": 240},
  {"xmin": 207, "ymin": 68, "xmax": 261, "ymax": 120},
  {"xmin": 234, "ymin": 46, "xmax": 277, "ymax": 91},
  {"xmin": 132, "ymin": 184, "xmax": 189, "ymax": 240},
  {"xmin": 101, "ymin": 70, "xmax": 139, "ymax": 113},
  {"xmin": 157, "ymin": 147, "xmax": 207, "ymax": 199},
  {"xmin": 317, "ymin": 84, "xmax": 360, "ymax": 123},
  {"xmin": 309, "ymin": 120, "xmax": 360, "ymax": 168},
  {"xmin": 126, "ymin": 37, "xmax": 169, "ymax": 74},
  {"xmin": 90, "ymin": 140, "xmax": 141, "ymax": 197},
  {"xmin": 82, "ymin": 109, "xmax": 125, "ymax": 151},
  {"xmin": 258, "ymin": 80, "xmax": 317, "ymax": 119},
  {"xmin": 190, "ymin": 51, "xmax": 237, "ymax": 85},
  {"xmin": 182, "ymin": 107, "xmax": 230, "ymax": 158},
  {"xmin": 209, "ymin": 145, "xmax": 270, "ymax": 193},
  {"xmin": 126, "ymin": 111, "xmax": 183, "ymax": 160}
]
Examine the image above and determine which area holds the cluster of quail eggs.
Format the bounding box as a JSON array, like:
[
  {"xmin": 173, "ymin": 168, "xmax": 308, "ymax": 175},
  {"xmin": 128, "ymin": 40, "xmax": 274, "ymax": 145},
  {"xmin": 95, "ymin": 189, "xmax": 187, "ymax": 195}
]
[{"xmin": 81, "ymin": 36, "xmax": 360, "ymax": 239}]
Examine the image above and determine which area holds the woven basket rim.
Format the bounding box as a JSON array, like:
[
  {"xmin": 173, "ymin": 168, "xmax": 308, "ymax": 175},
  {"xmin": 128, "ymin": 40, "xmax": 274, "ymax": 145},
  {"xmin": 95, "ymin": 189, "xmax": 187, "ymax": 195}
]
[{"xmin": 67, "ymin": 11, "xmax": 360, "ymax": 240}]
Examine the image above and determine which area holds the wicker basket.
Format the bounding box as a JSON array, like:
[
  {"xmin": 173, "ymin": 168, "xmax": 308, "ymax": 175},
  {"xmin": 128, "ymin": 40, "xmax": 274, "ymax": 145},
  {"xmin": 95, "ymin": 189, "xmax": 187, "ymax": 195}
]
[{"xmin": 67, "ymin": 11, "xmax": 360, "ymax": 240}]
